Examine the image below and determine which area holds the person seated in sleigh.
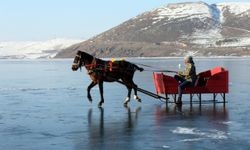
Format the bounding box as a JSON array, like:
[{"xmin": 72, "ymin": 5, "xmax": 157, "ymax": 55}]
[{"xmin": 174, "ymin": 56, "xmax": 197, "ymax": 105}]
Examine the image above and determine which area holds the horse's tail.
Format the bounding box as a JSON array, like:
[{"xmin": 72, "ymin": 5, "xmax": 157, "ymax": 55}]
[{"xmin": 132, "ymin": 63, "xmax": 144, "ymax": 72}]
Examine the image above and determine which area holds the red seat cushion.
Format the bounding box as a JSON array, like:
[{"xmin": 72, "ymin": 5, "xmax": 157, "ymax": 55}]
[{"xmin": 211, "ymin": 67, "xmax": 224, "ymax": 76}]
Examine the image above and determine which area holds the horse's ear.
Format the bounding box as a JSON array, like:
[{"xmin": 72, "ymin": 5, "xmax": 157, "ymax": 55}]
[{"xmin": 77, "ymin": 50, "xmax": 82, "ymax": 54}]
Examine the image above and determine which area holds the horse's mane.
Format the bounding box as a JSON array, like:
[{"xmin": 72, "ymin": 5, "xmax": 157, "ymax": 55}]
[
  {"xmin": 81, "ymin": 51, "xmax": 106, "ymax": 64},
  {"xmin": 81, "ymin": 51, "xmax": 93, "ymax": 59}
]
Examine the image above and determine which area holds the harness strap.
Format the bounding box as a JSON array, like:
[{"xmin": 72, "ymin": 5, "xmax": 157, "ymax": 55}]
[
  {"xmin": 85, "ymin": 58, "xmax": 96, "ymax": 70},
  {"xmin": 84, "ymin": 58, "xmax": 116, "ymax": 74},
  {"xmin": 109, "ymin": 61, "xmax": 113, "ymax": 72},
  {"xmin": 91, "ymin": 58, "xmax": 96, "ymax": 69},
  {"xmin": 85, "ymin": 58, "xmax": 97, "ymax": 75}
]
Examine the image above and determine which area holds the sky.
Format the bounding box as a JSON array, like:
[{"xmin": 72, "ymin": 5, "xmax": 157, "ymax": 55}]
[{"xmin": 0, "ymin": 0, "xmax": 249, "ymax": 41}]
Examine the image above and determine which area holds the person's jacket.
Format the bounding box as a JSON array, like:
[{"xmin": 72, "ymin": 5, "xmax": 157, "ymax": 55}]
[{"xmin": 178, "ymin": 63, "xmax": 197, "ymax": 83}]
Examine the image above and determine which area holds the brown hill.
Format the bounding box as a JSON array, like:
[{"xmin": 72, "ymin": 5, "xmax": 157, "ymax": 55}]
[{"xmin": 56, "ymin": 2, "xmax": 250, "ymax": 58}]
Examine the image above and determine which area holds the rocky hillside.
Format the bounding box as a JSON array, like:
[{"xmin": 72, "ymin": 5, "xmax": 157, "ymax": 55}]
[{"xmin": 56, "ymin": 2, "xmax": 250, "ymax": 58}]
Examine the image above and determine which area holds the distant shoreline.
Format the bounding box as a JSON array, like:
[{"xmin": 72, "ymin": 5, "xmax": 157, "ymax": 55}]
[{"xmin": 1, "ymin": 56, "xmax": 250, "ymax": 61}]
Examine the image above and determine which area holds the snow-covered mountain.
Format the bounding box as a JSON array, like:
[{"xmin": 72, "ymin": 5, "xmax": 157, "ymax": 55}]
[
  {"xmin": 56, "ymin": 2, "xmax": 250, "ymax": 58},
  {"xmin": 0, "ymin": 38, "xmax": 83, "ymax": 59}
]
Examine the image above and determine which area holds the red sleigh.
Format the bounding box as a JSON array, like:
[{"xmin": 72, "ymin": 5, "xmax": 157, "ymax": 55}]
[{"xmin": 153, "ymin": 67, "xmax": 229, "ymax": 103}]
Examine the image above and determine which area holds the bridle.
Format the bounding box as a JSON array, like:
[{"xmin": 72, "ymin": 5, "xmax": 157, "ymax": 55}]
[
  {"xmin": 73, "ymin": 53, "xmax": 96, "ymax": 71},
  {"xmin": 72, "ymin": 54, "xmax": 84, "ymax": 69}
]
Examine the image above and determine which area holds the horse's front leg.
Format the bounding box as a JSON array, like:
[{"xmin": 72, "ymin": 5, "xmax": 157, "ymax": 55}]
[
  {"xmin": 124, "ymin": 85, "xmax": 132, "ymax": 106},
  {"xmin": 87, "ymin": 81, "xmax": 97, "ymax": 103},
  {"xmin": 98, "ymin": 80, "xmax": 104, "ymax": 107}
]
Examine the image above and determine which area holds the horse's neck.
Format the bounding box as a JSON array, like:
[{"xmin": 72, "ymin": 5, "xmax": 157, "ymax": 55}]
[
  {"xmin": 93, "ymin": 58, "xmax": 106, "ymax": 67},
  {"xmin": 81, "ymin": 52, "xmax": 106, "ymax": 67},
  {"xmin": 82, "ymin": 53, "xmax": 94, "ymax": 65}
]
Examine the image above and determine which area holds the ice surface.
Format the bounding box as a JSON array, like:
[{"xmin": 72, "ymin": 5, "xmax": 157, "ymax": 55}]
[
  {"xmin": 1, "ymin": 58, "xmax": 250, "ymax": 149},
  {"xmin": 172, "ymin": 127, "xmax": 228, "ymax": 140}
]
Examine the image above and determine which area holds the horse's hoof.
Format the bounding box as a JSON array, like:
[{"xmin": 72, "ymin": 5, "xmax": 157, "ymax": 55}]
[
  {"xmin": 123, "ymin": 104, "xmax": 129, "ymax": 108},
  {"xmin": 123, "ymin": 102, "xmax": 128, "ymax": 107},
  {"xmin": 137, "ymin": 99, "xmax": 142, "ymax": 103},
  {"xmin": 134, "ymin": 95, "xmax": 142, "ymax": 103},
  {"xmin": 123, "ymin": 97, "xmax": 130, "ymax": 105},
  {"xmin": 98, "ymin": 101, "xmax": 102, "ymax": 107},
  {"xmin": 87, "ymin": 96, "xmax": 92, "ymax": 103}
]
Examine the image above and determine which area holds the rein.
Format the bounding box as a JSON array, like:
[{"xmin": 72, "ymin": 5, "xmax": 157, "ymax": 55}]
[
  {"xmin": 132, "ymin": 62, "xmax": 178, "ymax": 73},
  {"xmin": 75, "ymin": 53, "xmax": 177, "ymax": 74}
]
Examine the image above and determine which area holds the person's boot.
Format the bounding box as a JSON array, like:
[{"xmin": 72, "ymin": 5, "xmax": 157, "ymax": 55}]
[{"xmin": 176, "ymin": 97, "xmax": 182, "ymax": 105}]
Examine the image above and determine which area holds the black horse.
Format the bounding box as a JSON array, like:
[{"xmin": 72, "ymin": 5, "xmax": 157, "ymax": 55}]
[{"xmin": 72, "ymin": 51, "xmax": 144, "ymax": 107}]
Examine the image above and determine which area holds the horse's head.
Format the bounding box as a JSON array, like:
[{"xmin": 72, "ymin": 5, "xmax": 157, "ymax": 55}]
[
  {"xmin": 72, "ymin": 51, "xmax": 94, "ymax": 71},
  {"xmin": 72, "ymin": 50, "xmax": 83, "ymax": 71}
]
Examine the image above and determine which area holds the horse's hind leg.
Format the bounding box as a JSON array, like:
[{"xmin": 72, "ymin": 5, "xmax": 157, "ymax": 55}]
[
  {"xmin": 98, "ymin": 81, "xmax": 104, "ymax": 107},
  {"xmin": 124, "ymin": 85, "xmax": 132, "ymax": 106},
  {"xmin": 87, "ymin": 81, "xmax": 97, "ymax": 103},
  {"xmin": 131, "ymin": 81, "xmax": 141, "ymax": 103}
]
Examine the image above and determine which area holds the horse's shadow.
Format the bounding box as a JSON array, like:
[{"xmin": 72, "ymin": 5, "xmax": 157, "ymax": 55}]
[{"xmin": 86, "ymin": 106, "xmax": 141, "ymax": 148}]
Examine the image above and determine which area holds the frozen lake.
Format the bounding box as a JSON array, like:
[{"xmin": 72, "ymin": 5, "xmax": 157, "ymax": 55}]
[{"xmin": 0, "ymin": 58, "xmax": 250, "ymax": 150}]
